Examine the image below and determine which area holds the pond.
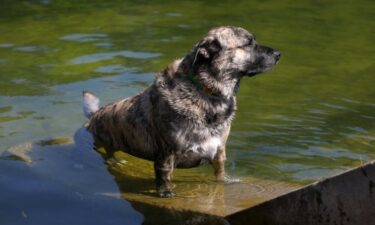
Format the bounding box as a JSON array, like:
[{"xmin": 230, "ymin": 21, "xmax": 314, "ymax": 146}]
[{"xmin": 0, "ymin": 0, "xmax": 374, "ymax": 224}]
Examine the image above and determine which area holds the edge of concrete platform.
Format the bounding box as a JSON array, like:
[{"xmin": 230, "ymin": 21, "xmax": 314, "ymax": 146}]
[{"xmin": 226, "ymin": 161, "xmax": 375, "ymax": 225}]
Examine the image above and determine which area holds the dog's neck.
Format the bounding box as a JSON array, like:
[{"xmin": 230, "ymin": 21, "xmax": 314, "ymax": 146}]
[
  {"xmin": 178, "ymin": 59, "xmax": 239, "ymax": 99},
  {"xmin": 181, "ymin": 64, "xmax": 217, "ymax": 97}
]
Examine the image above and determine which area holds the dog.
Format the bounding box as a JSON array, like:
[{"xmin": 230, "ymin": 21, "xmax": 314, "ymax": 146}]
[{"xmin": 82, "ymin": 26, "xmax": 280, "ymax": 197}]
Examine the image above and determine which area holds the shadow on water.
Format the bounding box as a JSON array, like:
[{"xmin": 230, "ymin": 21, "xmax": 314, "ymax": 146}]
[
  {"xmin": 0, "ymin": 131, "xmax": 143, "ymax": 225},
  {"xmin": 1, "ymin": 0, "xmax": 374, "ymax": 224},
  {"xmin": 73, "ymin": 129, "xmax": 297, "ymax": 223},
  {"xmin": 0, "ymin": 129, "xmax": 227, "ymax": 225},
  {"xmin": 0, "ymin": 128, "xmax": 297, "ymax": 225},
  {"xmin": 129, "ymin": 202, "xmax": 229, "ymax": 225}
]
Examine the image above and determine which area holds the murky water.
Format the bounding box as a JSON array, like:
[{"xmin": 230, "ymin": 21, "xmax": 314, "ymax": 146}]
[{"xmin": 0, "ymin": 0, "xmax": 374, "ymax": 224}]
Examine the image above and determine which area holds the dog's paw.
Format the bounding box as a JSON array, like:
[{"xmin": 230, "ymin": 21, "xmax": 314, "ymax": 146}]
[
  {"xmin": 224, "ymin": 176, "xmax": 241, "ymax": 184},
  {"xmin": 217, "ymin": 175, "xmax": 241, "ymax": 184},
  {"xmin": 158, "ymin": 190, "xmax": 176, "ymax": 198}
]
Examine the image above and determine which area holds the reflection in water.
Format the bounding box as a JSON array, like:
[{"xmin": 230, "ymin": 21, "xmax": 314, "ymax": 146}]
[
  {"xmin": 95, "ymin": 64, "xmax": 133, "ymax": 74},
  {"xmin": 60, "ymin": 33, "xmax": 109, "ymax": 43},
  {"xmin": 0, "ymin": 131, "xmax": 236, "ymax": 225},
  {"xmin": 0, "ymin": 134, "xmax": 143, "ymax": 225},
  {"xmin": 0, "ymin": 0, "xmax": 374, "ymax": 223},
  {"xmin": 14, "ymin": 45, "xmax": 50, "ymax": 53},
  {"xmin": 72, "ymin": 128, "xmax": 297, "ymax": 224},
  {"xmin": 129, "ymin": 203, "xmax": 230, "ymax": 225},
  {"xmin": 0, "ymin": 43, "xmax": 14, "ymax": 48},
  {"xmin": 69, "ymin": 50, "xmax": 161, "ymax": 65}
]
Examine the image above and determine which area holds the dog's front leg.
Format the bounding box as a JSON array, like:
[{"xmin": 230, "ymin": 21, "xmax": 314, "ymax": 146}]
[
  {"xmin": 212, "ymin": 145, "xmax": 240, "ymax": 184},
  {"xmin": 154, "ymin": 153, "xmax": 176, "ymax": 198},
  {"xmin": 212, "ymin": 145, "xmax": 226, "ymax": 181}
]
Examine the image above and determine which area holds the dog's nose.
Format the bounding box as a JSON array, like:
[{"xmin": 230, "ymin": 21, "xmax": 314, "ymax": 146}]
[{"xmin": 273, "ymin": 51, "xmax": 281, "ymax": 60}]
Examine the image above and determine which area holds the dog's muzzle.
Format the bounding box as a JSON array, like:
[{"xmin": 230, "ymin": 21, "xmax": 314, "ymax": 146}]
[
  {"xmin": 246, "ymin": 49, "xmax": 281, "ymax": 77},
  {"xmin": 273, "ymin": 51, "xmax": 281, "ymax": 62}
]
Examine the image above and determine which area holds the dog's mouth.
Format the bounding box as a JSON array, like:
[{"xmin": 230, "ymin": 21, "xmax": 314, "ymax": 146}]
[{"xmin": 247, "ymin": 70, "xmax": 261, "ymax": 77}]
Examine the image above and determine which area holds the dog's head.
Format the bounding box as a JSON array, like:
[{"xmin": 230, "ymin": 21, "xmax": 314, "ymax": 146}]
[{"xmin": 192, "ymin": 26, "xmax": 280, "ymax": 78}]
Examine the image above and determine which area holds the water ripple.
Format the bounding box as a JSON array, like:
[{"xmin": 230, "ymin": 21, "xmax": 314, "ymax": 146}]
[
  {"xmin": 60, "ymin": 33, "xmax": 109, "ymax": 43},
  {"xmin": 320, "ymin": 102, "xmax": 359, "ymax": 112},
  {"xmin": 69, "ymin": 50, "xmax": 161, "ymax": 64},
  {"xmin": 0, "ymin": 43, "xmax": 14, "ymax": 48},
  {"xmin": 14, "ymin": 45, "xmax": 49, "ymax": 53},
  {"xmin": 95, "ymin": 65, "xmax": 134, "ymax": 74}
]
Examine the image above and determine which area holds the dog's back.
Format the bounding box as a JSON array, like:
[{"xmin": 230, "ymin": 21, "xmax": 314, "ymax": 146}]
[{"xmin": 84, "ymin": 88, "xmax": 158, "ymax": 160}]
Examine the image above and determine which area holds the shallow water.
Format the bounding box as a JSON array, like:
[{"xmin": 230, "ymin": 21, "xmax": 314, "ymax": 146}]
[{"xmin": 0, "ymin": 0, "xmax": 374, "ymax": 224}]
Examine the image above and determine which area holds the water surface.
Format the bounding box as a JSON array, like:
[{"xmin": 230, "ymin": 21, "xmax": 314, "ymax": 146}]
[{"xmin": 0, "ymin": 0, "xmax": 374, "ymax": 224}]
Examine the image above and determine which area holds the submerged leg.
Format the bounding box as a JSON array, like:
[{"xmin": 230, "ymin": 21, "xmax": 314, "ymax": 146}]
[
  {"xmin": 212, "ymin": 146, "xmax": 227, "ymax": 181},
  {"xmin": 212, "ymin": 145, "xmax": 240, "ymax": 184},
  {"xmin": 154, "ymin": 154, "xmax": 176, "ymax": 198}
]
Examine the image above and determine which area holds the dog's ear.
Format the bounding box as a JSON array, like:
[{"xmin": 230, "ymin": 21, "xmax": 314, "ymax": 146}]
[{"xmin": 196, "ymin": 36, "xmax": 221, "ymax": 60}]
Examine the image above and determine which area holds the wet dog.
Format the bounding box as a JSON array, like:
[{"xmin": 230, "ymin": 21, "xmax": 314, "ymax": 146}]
[{"xmin": 83, "ymin": 26, "xmax": 280, "ymax": 197}]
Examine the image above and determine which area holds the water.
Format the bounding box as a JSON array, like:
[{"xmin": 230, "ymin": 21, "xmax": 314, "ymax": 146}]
[{"xmin": 0, "ymin": 0, "xmax": 374, "ymax": 224}]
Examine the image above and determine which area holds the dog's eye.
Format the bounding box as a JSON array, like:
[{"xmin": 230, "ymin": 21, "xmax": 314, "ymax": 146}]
[
  {"xmin": 239, "ymin": 38, "xmax": 254, "ymax": 49},
  {"xmin": 247, "ymin": 38, "xmax": 254, "ymax": 46},
  {"xmin": 211, "ymin": 39, "xmax": 221, "ymax": 49},
  {"xmin": 240, "ymin": 40, "xmax": 252, "ymax": 49}
]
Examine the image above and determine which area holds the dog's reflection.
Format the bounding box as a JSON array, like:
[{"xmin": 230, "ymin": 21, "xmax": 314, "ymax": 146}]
[{"xmin": 74, "ymin": 127, "xmax": 229, "ymax": 225}]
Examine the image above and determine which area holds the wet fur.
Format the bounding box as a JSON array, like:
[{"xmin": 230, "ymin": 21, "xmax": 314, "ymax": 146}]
[{"xmin": 85, "ymin": 26, "xmax": 280, "ymax": 197}]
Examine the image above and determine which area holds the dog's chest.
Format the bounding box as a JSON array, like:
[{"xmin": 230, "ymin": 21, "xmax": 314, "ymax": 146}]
[
  {"xmin": 173, "ymin": 124, "xmax": 226, "ymax": 161},
  {"xmin": 189, "ymin": 136, "xmax": 222, "ymax": 159}
]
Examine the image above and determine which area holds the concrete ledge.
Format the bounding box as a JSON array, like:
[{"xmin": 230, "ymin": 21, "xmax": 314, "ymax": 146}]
[{"xmin": 226, "ymin": 161, "xmax": 375, "ymax": 225}]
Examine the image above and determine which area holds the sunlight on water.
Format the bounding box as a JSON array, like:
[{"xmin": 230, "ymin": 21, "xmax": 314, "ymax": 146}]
[
  {"xmin": 69, "ymin": 50, "xmax": 161, "ymax": 64},
  {"xmin": 0, "ymin": 0, "xmax": 374, "ymax": 224}
]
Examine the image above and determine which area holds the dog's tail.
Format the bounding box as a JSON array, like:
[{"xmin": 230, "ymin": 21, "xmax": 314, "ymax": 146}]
[{"xmin": 82, "ymin": 91, "xmax": 100, "ymax": 119}]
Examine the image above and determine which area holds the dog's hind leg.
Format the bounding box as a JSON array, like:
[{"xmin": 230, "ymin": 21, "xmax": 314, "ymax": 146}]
[{"xmin": 154, "ymin": 153, "xmax": 176, "ymax": 198}]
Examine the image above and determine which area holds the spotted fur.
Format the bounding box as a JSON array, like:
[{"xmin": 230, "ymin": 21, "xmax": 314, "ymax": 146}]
[{"xmin": 84, "ymin": 26, "xmax": 281, "ymax": 197}]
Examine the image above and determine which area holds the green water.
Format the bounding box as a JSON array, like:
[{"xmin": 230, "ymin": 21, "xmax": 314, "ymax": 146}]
[{"xmin": 0, "ymin": 0, "xmax": 374, "ymax": 224}]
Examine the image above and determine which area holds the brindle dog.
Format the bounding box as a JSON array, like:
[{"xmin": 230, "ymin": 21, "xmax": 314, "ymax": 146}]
[{"xmin": 83, "ymin": 26, "xmax": 281, "ymax": 197}]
